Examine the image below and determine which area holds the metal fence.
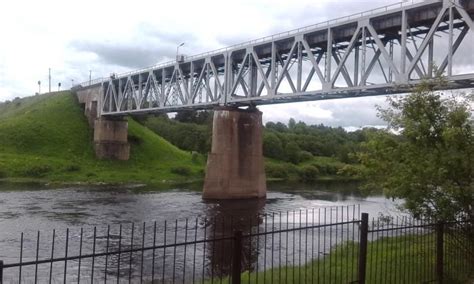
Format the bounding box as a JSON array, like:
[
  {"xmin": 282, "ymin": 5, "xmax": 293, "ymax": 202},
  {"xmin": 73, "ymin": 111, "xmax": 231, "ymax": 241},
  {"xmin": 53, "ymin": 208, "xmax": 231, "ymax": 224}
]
[{"xmin": 0, "ymin": 205, "xmax": 472, "ymax": 283}]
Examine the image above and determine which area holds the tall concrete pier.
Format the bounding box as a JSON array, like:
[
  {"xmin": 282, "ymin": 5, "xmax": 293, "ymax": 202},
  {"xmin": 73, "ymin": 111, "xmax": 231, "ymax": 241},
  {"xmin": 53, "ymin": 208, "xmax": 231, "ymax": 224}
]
[
  {"xmin": 94, "ymin": 118, "xmax": 130, "ymax": 160},
  {"xmin": 76, "ymin": 87, "xmax": 130, "ymax": 160},
  {"xmin": 203, "ymin": 107, "xmax": 266, "ymax": 199}
]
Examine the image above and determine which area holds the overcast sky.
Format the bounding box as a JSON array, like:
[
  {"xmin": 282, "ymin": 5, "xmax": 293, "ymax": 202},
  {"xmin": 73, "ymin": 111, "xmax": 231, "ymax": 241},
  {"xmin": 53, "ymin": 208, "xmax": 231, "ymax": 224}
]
[{"xmin": 0, "ymin": 0, "xmax": 471, "ymax": 128}]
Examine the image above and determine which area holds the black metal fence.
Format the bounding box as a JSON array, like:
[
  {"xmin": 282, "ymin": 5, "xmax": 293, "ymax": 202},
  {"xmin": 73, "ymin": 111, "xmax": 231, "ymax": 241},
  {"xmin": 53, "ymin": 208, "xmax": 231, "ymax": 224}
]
[{"xmin": 0, "ymin": 205, "xmax": 472, "ymax": 283}]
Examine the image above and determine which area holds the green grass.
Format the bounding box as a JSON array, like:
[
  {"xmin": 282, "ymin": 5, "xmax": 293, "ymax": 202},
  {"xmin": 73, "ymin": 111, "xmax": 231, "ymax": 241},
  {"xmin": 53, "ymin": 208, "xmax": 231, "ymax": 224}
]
[
  {"xmin": 208, "ymin": 233, "xmax": 473, "ymax": 284},
  {"xmin": 0, "ymin": 92, "xmax": 205, "ymax": 185}
]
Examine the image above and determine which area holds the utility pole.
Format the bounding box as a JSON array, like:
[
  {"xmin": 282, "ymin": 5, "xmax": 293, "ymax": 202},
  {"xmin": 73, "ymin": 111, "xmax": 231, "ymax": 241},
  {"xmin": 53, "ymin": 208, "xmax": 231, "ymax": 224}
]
[
  {"xmin": 48, "ymin": 68, "xmax": 51, "ymax": 93},
  {"xmin": 58, "ymin": 82, "xmax": 61, "ymax": 91},
  {"xmin": 89, "ymin": 70, "xmax": 92, "ymax": 85},
  {"xmin": 71, "ymin": 79, "xmax": 74, "ymax": 88},
  {"xmin": 38, "ymin": 81, "xmax": 41, "ymax": 94}
]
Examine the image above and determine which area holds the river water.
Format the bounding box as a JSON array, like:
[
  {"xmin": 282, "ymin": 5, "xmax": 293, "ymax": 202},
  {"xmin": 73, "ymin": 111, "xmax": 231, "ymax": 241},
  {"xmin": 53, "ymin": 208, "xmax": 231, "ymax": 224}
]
[{"xmin": 0, "ymin": 181, "xmax": 402, "ymax": 282}]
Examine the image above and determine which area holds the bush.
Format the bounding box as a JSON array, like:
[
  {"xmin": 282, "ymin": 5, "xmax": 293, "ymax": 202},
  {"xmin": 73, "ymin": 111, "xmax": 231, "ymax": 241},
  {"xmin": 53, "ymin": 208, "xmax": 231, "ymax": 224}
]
[
  {"xmin": 337, "ymin": 165, "xmax": 359, "ymax": 177},
  {"xmin": 128, "ymin": 134, "xmax": 142, "ymax": 145},
  {"xmin": 312, "ymin": 163, "xmax": 339, "ymax": 175},
  {"xmin": 265, "ymin": 163, "xmax": 289, "ymax": 179},
  {"xmin": 191, "ymin": 151, "xmax": 200, "ymax": 164},
  {"xmin": 170, "ymin": 166, "xmax": 192, "ymax": 176},
  {"xmin": 64, "ymin": 164, "xmax": 81, "ymax": 172},
  {"xmin": 23, "ymin": 164, "xmax": 52, "ymax": 177},
  {"xmin": 298, "ymin": 150, "xmax": 313, "ymax": 162},
  {"xmin": 298, "ymin": 165, "xmax": 320, "ymax": 181},
  {"xmin": 0, "ymin": 169, "xmax": 6, "ymax": 178}
]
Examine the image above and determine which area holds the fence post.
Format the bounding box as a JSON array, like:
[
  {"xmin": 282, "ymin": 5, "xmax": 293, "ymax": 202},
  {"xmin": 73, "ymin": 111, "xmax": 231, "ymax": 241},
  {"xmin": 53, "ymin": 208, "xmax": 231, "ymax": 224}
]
[
  {"xmin": 232, "ymin": 230, "xmax": 242, "ymax": 284},
  {"xmin": 436, "ymin": 222, "xmax": 444, "ymax": 284},
  {"xmin": 0, "ymin": 260, "xmax": 3, "ymax": 284},
  {"xmin": 358, "ymin": 213, "xmax": 369, "ymax": 284}
]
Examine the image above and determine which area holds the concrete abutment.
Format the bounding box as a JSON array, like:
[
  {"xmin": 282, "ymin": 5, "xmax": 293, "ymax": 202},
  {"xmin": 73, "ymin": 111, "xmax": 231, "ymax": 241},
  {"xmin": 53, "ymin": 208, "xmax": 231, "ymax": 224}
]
[
  {"xmin": 76, "ymin": 88, "xmax": 130, "ymax": 161},
  {"xmin": 203, "ymin": 107, "xmax": 267, "ymax": 200},
  {"xmin": 93, "ymin": 118, "xmax": 130, "ymax": 160}
]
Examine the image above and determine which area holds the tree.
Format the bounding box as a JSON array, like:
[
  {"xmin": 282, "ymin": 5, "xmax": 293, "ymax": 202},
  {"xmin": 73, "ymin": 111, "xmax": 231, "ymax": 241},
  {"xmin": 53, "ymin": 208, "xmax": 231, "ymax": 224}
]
[
  {"xmin": 285, "ymin": 141, "xmax": 301, "ymax": 164},
  {"xmin": 359, "ymin": 79, "xmax": 473, "ymax": 221},
  {"xmin": 263, "ymin": 132, "xmax": 284, "ymax": 160},
  {"xmin": 288, "ymin": 118, "xmax": 296, "ymax": 130}
]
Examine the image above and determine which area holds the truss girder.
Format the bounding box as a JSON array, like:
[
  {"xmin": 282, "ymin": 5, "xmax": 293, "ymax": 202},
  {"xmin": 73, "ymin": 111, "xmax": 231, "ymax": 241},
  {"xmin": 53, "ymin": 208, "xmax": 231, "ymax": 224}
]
[{"xmin": 90, "ymin": 0, "xmax": 474, "ymax": 115}]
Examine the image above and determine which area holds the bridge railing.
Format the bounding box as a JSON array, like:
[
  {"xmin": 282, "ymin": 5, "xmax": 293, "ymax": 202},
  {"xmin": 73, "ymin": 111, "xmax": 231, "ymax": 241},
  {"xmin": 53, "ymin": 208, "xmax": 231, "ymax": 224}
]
[{"xmin": 78, "ymin": 0, "xmax": 427, "ymax": 87}]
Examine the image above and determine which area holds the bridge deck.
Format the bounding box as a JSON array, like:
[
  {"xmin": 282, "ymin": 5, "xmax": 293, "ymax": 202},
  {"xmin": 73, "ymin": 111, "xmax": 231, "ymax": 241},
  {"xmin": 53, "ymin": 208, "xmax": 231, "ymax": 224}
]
[{"xmin": 77, "ymin": 0, "xmax": 474, "ymax": 116}]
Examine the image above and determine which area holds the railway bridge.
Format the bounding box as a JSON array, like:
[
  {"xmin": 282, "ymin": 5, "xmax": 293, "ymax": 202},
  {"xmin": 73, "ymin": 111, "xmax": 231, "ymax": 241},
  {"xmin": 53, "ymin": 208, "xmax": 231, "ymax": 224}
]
[{"xmin": 76, "ymin": 0, "xmax": 474, "ymax": 199}]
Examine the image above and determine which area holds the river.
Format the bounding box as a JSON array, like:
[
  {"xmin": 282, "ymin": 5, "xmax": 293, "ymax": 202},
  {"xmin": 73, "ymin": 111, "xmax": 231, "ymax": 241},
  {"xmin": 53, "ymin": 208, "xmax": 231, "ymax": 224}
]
[{"xmin": 0, "ymin": 180, "xmax": 402, "ymax": 282}]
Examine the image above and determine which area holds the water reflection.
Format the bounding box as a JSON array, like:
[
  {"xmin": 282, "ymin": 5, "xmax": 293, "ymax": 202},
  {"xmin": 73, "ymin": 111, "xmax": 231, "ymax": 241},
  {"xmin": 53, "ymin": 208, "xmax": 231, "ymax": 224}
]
[{"xmin": 204, "ymin": 198, "xmax": 265, "ymax": 277}]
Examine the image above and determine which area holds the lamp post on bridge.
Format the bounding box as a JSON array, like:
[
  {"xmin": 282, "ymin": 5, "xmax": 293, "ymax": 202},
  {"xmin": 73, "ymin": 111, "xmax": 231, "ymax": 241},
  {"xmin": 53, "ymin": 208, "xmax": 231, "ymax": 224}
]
[
  {"xmin": 176, "ymin": 42, "xmax": 185, "ymax": 63},
  {"xmin": 89, "ymin": 70, "xmax": 92, "ymax": 86}
]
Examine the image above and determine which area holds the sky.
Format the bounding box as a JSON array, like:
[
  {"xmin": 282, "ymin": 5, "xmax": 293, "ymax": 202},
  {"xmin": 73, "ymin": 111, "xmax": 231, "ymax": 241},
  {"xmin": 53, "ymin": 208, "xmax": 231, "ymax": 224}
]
[{"xmin": 0, "ymin": 0, "xmax": 472, "ymax": 128}]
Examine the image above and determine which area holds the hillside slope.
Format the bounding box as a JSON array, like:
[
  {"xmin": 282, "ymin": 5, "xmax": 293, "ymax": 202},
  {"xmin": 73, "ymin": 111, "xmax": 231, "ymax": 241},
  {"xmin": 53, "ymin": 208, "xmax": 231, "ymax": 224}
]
[{"xmin": 0, "ymin": 92, "xmax": 204, "ymax": 184}]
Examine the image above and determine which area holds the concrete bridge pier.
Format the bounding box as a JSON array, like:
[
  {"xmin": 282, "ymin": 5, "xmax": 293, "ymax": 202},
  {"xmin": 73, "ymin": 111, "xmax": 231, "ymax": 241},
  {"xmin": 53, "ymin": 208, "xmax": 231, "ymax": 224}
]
[
  {"xmin": 203, "ymin": 106, "xmax": 267, "ymax": 199},
  {"xmin": 76, "ymin": 87, "xmax": 130, "ymax": 160},
  {"xmin": 94, "ymin": 118, "xmax": 130, "ymax": 160}
]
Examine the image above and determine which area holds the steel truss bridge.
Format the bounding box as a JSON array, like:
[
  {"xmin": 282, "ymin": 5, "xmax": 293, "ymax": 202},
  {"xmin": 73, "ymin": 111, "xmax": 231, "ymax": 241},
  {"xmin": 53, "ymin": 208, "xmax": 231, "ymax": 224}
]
[{"xmin": 80, "ymin": 0, "xmax": 474, "ymax": 116}]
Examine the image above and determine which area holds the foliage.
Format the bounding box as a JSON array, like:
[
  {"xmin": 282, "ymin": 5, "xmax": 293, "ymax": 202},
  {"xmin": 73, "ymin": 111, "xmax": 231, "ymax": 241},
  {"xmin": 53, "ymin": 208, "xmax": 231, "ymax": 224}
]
[
  {"xmin": 265, "ymin": 163, "xmax": 289, "ymax": 179},
  {"xmin": 264, "ymin": 119, "xmax": 370, "ymax": 164},
  {"xmin": 170, "ymin": 166, "xmax": 192, "ymax": 176},
  {"xmin": 23, "ymin": 164, "xmax": 52, "ymax": 177},
  {"xmin": 359, "ymin": 78, "xmax": 474, "ymax": 221},
  {"xmin": 298, "ymin": 165, "xmax": 320, "ymax": 181},
  {"xmin": 143, "ymin": 115, "xmax": 211, "ymax": 154},
  {"xmin": 174, "ymin": 110, "xmax": 213, "ymax": 124}
]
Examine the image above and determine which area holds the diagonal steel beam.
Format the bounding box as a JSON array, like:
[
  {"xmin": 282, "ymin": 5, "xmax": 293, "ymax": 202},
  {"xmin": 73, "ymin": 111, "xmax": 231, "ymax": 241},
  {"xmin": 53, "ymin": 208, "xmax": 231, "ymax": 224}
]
[
  {"xmin": 230, "ymin": 53, "xmax": 250, "ymax": 96},
  {"xmin": 359, "ymin": 49, "xmax": 381, "ymax": 86},
  {"xmin": 330, "ymin": 27, "xmax": 361, "ymax": 86},
  {"xmin": 332, "ymin": 50, "xmax": 354, "ymax": 87},
  {"xmin": 366, "ymin": 24, "xmax": 400, "ymax": 77},
  {"xmin": 406, "ymin": 7, "xmax": 447, "ymax": 75},
  {"xmin": 209, "ymin": 61, "xmax": 224, "ymax": 97},
  {"xmin": 301, "ymin": 39, "xmax": 325, "ymax": 83},
  {"xmin": 257, "ymin": 62, "xmax": 272, "ymax": 96},
  {"xmin": 438, "ymin": 25, "xmax": 469, "ymax": 75},
  {"xmin": 455, "ymin": 6, "xmax": 474, "ymax": 31},
  {"xmin": 276, "ymin": 42, "xmax": 297, "ymax": 92},
  {"xmin": 251, "ymin": 50, "xmax": 271, "ymax": 93},
  {"xmin": 276, "ymin": 50, "xmax": 297, "ymax": 93},
  {"xmin": 177, "ymin": 66, "xmax": 189, "ymax": 104}
]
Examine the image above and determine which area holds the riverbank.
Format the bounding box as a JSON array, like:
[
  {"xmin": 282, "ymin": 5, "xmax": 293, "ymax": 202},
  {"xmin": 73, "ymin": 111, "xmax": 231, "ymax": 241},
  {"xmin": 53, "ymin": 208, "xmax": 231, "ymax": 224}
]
[
  {"xmin": 0, "ymin": 92, "xmax": 360, "ymax": 187},
  {"xmin": 213, "ymin": 234, "xmax": 473, "ymax": 284},
  {"xmin": 0, "ymin": 92, "xmax": 206, "ymax": 186}
]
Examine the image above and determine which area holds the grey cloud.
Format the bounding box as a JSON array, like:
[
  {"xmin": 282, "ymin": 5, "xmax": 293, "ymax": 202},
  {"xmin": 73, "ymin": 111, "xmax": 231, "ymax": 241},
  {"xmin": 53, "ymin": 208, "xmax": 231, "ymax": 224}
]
[
  {"xmin": 70, "ymin": 25, "xmax": 199, "ymax": 69},
  {"xmin": 138, "ymin": 24, "xmax": 197, "ymax": 44},
  {"xmin": 70, "ymin": 41, "xmax": 173, "ymax": 68},
  {"xmin": 261, "ymin": 96, "xmax": 388, "ymax": 128}
]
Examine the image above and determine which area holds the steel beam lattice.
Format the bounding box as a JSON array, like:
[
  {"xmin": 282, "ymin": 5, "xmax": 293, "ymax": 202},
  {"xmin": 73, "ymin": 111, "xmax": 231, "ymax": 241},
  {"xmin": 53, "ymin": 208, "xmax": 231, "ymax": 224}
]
[{"xmin": 79, "ymin": 0, "xmax": 474, "ymax": 116}]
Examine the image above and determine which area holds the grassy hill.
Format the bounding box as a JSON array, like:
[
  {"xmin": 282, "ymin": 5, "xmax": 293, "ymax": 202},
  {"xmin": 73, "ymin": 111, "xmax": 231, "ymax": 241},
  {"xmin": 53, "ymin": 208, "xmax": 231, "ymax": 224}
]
[{"xmin": 0, "ymin": 92, "xmax": 205, "ymax": 185}]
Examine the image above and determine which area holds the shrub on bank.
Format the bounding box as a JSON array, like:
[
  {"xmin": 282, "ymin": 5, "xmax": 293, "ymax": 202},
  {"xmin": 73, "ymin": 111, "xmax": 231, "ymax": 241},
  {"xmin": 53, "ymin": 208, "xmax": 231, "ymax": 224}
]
[
  {"xmin": 23, "ymin": 164, "xmax": 52, "ymax": 177},
  {"xmin": 64, "ymin": 164, "xmax": 81, "ymax": 172},
  {"xmin": 265, "ymin": 163, "xmax": 289, "ymax": 179},
  {"xmin": 298, "ymin": 165, "xmax": 320, "ymax": 181},
  {"xmin": 170, "ymin": 166, "xmax": 192, "ymax": 176}
]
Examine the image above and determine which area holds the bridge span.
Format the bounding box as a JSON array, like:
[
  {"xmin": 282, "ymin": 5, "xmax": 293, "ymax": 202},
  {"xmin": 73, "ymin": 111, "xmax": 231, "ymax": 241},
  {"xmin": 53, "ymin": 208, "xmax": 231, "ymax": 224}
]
[{"xmin": 76, "ymin": 0, "xmax": 474, "ymax": 199}]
